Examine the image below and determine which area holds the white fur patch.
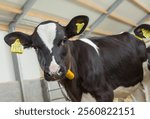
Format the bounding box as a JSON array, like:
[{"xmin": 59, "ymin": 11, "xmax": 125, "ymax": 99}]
[
  {"xmin": 79, "ymin": 38, "xmax": 99, "ymax": 55},
  {"xmin": 81, "ymin": 93, "xmax": 96, "ymax": 102},
  {"xmin": 49, "ymin": 56, "xmax": 60, "ymax": 74},
  {"xmin": 37, "ymin": 23, "xmax": 57, "ymax": 52},
  {"xmin": 114, "ymin": 83, "xmax": 141, "ymax": 99}
]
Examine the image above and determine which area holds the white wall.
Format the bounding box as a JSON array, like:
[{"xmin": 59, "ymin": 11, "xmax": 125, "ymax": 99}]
[
  {"xmin": 0, "ymin": 31, "xmax": 15, "ymax": 82},
  {"xmin": 0, "ymin": 30, "xmax": 42, "ymax": 82}
]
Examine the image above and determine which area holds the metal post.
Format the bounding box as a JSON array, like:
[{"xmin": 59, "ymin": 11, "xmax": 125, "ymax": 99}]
[
  {"xmin": 9, "ymin": 0, "xmax": 37, "ymax": 30},
  {"xmin": 8, "ymin": 0, "xmax": 37, "ymax": 102},
  {"xmin": 8, "ymin": 25, "xmax": 27, "ymax": 102},
  {"xmin": 83, "ymin": 0, "xmax": 124, "ymax": 37}
]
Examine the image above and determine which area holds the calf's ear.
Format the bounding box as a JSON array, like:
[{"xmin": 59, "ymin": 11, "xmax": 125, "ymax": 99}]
[
  {"xmin": 65, "ymin": 15, "xmax": 89, "ymax": 38},
  {"xmin": 134, "ymin": 24, "xmax": 150, "ymax": 38},
  {"xmin": 4, "ymin": 32, "xmax": 32, "ymax": 48}
]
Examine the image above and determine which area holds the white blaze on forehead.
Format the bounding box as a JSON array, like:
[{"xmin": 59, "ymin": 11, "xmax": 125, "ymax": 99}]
[
  {"xmin": 49, "ymin": 56, "xmax": 60, "ymax": 74},
  {"xmin": 37, "ymin": 23, "xmax": 57, "ymax": 52},
  {"xmin": 79, "ymin": 38, "xmax": 99, "ymax": 55}
]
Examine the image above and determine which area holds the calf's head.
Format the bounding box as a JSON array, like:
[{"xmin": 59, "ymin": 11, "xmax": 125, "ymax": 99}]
[{"xmin": 4, "ymin": 15, "xmax": 89, "ymax": 81}]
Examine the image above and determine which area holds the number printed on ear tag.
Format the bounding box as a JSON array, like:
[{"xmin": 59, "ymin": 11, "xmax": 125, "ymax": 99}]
[{"xmin": 11, "ymin": 39, "xmax": 24, "ymax": 54}]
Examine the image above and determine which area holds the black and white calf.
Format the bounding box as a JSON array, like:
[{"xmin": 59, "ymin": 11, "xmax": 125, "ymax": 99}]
[{"xmin": 4, "ymin": 16, "xmax": 150, "ymax": 102}]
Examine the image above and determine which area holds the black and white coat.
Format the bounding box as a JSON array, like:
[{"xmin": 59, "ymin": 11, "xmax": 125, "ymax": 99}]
[{"xmin": 4, "ymin": 16, "xmax": 150, "ymax": 102}]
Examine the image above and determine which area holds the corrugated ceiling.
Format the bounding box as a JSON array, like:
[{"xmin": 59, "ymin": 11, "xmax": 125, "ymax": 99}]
[{"xmin": 0, "ymin": 0, "xmax": 149, "ymax": 36}]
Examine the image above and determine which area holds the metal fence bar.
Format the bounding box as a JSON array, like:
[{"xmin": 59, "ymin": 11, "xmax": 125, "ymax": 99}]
[
  {"xmin": 83, "ymin": 0, "xmax": 123, "ymax": 37},
  {"xmin": 8, "ymin": 0, "xmax": 37, "ymax": 102}
]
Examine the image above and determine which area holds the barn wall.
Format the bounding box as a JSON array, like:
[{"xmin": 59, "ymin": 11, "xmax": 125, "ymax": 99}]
[
  {"xmin": 0, "ymin": 79, "xmax": 45, "ymax": 102},
  {"xmin": 0, "ymin": 31, "xmax": 16, "ymax": 82},
  {"xmin": 0, "ymin": 79, "xmax": 66, "ymax": 102}
]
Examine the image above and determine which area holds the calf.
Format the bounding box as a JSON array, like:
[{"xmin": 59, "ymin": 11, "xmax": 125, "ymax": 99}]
[
  {"xmin": 132, "ymin": 24, "xmax": 150, "ymax": 101},
  {"xmin": 4, "ymin": 16, "xmax": 150, "ymax": 102}
]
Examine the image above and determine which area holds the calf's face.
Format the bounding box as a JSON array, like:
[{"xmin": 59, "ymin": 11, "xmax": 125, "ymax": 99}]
[{"xmin": 4, "ymin": 15, "xmax": 89, "ymax": 81}]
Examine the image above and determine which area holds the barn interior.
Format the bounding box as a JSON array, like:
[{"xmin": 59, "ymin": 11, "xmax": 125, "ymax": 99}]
[{"xmin": 0, "ymin": 0, "xmax": 149, "ymax": 102}]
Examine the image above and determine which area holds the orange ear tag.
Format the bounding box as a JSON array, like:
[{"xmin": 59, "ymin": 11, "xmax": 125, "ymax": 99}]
[
  {"xmin": 11, "ymin": 39, "xmax": 24, "ymax": 54},
  {"xmin": 76, "ymin": 23, "xmax": 85, "ymax": 33},
  {"xmin": 65, "ymin": 69, "xmax": 75, "ymax": 80}
]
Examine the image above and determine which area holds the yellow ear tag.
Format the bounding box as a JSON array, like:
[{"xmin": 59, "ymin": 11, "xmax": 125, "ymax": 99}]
[
  {"xmin": 76, "ymin": 23, "xmax": 85, "ymax": 34},
  {"xmin": 135, "ymin": 35, "xmax": 143, "ymax": 40},
  {"xmin": 65, "ymin": 69, "xmax": 75, "ymax": 80},
  {"xmin": 142, "ymin": 29, "xmax": 150, "ymax": 38},
  {"xmin": 11, "ymin": 39, "xmax": 24, "ymax": 54}
]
